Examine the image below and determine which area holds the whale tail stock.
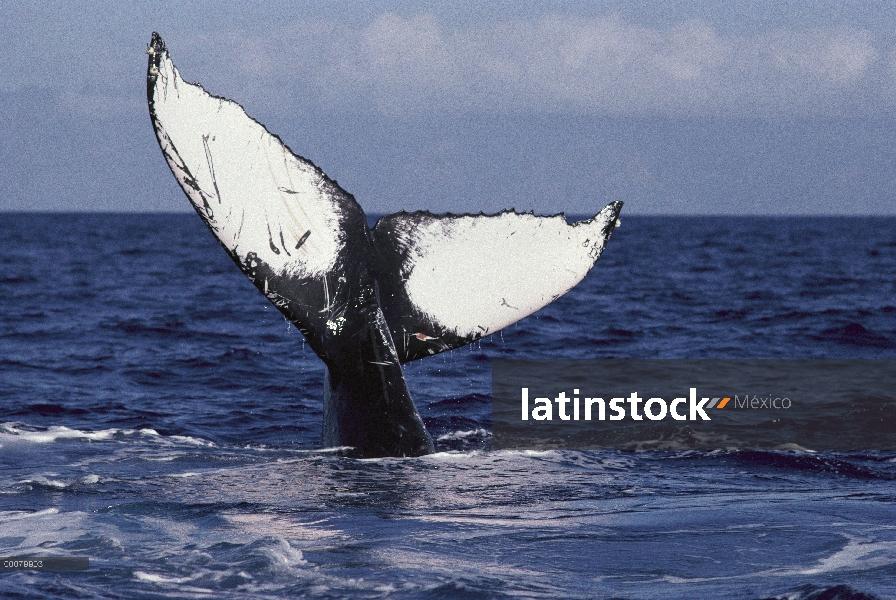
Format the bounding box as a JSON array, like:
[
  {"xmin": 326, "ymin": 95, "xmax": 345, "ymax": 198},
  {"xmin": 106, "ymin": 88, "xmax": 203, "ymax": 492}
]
[{"xmin": 146, "ymin": 33, "xmax": 622, "ymax": 457}]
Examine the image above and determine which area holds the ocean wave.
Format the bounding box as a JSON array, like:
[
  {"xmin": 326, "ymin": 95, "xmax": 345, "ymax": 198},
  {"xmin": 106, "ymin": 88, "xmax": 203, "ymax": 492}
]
[{"xmin": 0, "ymin": 423, "xmax": 215, "ymax": 448}]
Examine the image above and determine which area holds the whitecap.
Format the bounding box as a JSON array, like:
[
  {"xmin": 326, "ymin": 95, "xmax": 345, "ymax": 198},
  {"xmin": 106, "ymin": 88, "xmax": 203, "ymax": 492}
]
[{"xmin": 435, "ymin": 428, "xmax": 488, "ymax": 441}]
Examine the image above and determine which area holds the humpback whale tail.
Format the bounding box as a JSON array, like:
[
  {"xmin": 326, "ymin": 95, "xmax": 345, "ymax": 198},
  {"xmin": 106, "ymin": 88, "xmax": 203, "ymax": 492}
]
[{"xmin": 145, "ymin": 33, "xmax": 622, "ymax": 457}]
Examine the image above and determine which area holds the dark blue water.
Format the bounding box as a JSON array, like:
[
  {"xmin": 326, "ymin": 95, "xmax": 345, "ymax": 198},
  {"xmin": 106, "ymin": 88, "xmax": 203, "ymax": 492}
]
[{"xmin": 1, "ymin": 213, "xmax": 895, "ymax": 599}]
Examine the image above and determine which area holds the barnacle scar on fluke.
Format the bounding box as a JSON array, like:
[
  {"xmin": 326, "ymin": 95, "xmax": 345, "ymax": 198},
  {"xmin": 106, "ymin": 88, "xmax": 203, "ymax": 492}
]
[{"xmin": 145, "ymin": 32, "xmax": 622, "ymax": 458}]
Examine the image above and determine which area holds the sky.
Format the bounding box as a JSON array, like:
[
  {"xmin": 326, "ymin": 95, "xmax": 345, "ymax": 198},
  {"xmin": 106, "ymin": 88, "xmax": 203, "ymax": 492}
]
[{"xmin": 2, "ymin": 1, "xmax": 895, "ymax": 215}]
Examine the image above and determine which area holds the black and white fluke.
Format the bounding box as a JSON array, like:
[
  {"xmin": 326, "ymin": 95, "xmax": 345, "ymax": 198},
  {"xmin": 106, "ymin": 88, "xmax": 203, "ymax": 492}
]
[{"xmin": 146, "ymin": 32, "xmax": 622, "ymax": 457}]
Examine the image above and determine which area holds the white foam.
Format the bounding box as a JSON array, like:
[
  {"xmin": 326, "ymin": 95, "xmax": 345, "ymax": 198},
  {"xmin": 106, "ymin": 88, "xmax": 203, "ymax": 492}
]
[
  {"xmin": 21, "ymin": 476, "xmax": 68, "ymax": 489},
  {"xmin": 773, "ymin": 443, "xmax": 816, "ymax": 452},
  {"xmin": 424, "ymin": 450, "xmax": 484, "ymax": 462},
  {"xmin": 435, "ymin": 428, "xmax": 488, "ymax": 441},
  {"xmin": 0, "ymin": 508, "xmax": 59, "ymax": 522},
  {"xmin": 0, "ymin": 422, "xmax": 215, "ymax": 449},
  {"xmin": 795, "ymin": 536, "xmax": 896, "ymax": 575},
  {"xmin": 0, "ymin": 424, "xmax": 117, "ymax": 444},
  {"xmin": 134, "ymin": 571, "xmax": 195, "ymax": 584},
  {"xmin": 261, "ymin": 538, "xmax": 308, "ymax": 568},
  {"xmin": 169, "ymin": 434, "xmax": 215, "ymax": 447},
  {"xmin": 223, "ymin": 513, "xmax": 336, "ymax": 541}
]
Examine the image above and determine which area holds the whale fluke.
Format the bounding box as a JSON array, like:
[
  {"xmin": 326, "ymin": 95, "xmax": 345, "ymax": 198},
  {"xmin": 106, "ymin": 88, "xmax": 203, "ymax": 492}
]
[
  {"xmin": 145, "ymin": 32, "xmax": 622, "ymax": 457},
  {"xmin": 372, "ymin": 206, "xmax": 621, "ymax": 362}
]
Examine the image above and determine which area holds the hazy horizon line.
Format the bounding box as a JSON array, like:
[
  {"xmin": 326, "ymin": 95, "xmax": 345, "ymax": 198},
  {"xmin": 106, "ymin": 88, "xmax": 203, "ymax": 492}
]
[{"xmin": 3, "ymin": 210, "xmax": 894, "ymax": 218}]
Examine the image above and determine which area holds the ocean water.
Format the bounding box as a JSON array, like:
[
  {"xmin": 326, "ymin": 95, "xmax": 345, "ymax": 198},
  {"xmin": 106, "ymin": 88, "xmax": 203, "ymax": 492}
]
[{"xmin": 1, "ymin": 213, "xmax": 895, "ymax": 599}]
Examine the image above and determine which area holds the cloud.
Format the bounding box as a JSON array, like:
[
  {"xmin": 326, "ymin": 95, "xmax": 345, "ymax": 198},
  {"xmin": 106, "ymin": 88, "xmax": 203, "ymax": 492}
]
[
  {"xmin": 205, "ymin": 13, "xmax": 891, "ymax": 117},
  {"xmin": 2, "ymin": 9, "xmax": 890, "ymax": 122}
]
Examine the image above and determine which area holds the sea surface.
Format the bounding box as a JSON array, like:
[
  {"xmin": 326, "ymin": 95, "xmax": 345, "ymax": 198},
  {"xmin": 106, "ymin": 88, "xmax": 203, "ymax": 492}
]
[{"xmin": 1, "ymin": 213, "xmax": 895, "ymax": 599}]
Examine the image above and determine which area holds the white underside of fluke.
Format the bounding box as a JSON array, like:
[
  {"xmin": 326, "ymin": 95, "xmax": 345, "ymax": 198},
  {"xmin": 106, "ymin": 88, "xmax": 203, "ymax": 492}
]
[
  {"xmin": 384, "ymin": 208, "xmax": 618, "ymax": 338},
  {"xmin": 151, "ymin": 51, "xmax": 344, "ymax": 278}
]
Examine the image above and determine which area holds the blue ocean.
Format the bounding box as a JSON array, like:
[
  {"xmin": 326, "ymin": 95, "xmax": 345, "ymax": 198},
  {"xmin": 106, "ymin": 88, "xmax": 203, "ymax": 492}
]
[{"xmin": 1, "ymin": 213, "xmax": 895, "ymax": 599}]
